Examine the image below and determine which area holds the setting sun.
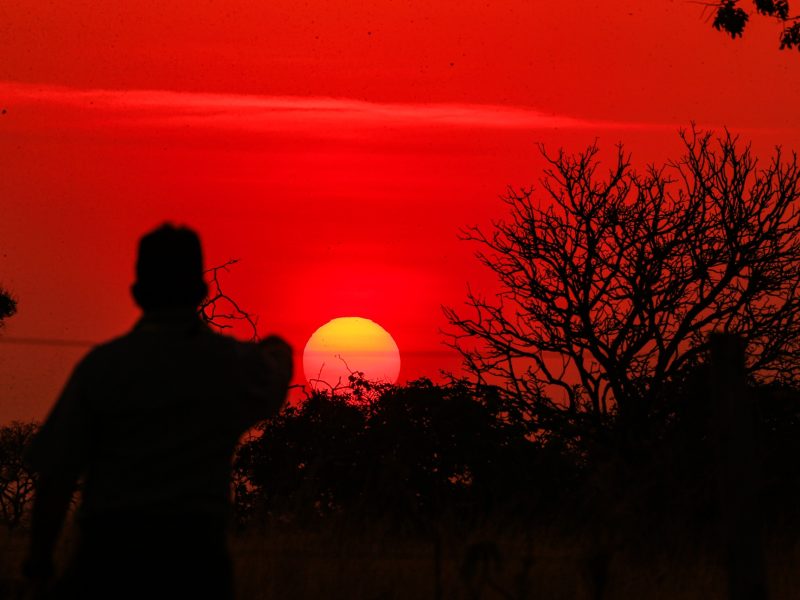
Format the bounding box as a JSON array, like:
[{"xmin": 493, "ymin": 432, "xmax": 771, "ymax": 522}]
[{"xmin": 303, "ymin": 317, "xmax": 401, "ymax": 389}]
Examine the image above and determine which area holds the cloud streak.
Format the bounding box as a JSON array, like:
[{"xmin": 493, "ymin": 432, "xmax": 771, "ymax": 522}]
[{"xmin": 0, "ymin": 81, "xmax": 661, "ymax": 133}]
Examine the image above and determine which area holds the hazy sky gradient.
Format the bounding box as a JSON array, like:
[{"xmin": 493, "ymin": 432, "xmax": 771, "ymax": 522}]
[{"xmin": 1, "ymin": 1, "xmax": 799, "ymax": 421}]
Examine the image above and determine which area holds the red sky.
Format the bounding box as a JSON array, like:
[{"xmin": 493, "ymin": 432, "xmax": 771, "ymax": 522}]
[{"xmin": 1, "ymin": 1, "xmax": 799, "ymax": 422}]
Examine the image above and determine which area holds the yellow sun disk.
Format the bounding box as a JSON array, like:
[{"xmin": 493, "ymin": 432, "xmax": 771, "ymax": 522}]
[{"xmin": 303, "ymin": 317, "xmax": 401, "ymax": 388}]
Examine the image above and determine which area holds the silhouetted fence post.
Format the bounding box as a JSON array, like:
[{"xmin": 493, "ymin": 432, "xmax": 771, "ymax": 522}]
[{"xmin": 709, "ymin": 333, "xmax": 767, "ymax": 600}]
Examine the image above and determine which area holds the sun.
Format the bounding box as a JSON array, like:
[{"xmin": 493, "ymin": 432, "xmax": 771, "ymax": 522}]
[{"xmin": 303, "ymin": 317, "xmax": 401, "ymax": 389}]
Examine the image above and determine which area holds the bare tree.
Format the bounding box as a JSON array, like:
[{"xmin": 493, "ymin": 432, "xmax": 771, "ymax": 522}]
[
  {"xmin": 0, "ymin": 421, "xmax": 38, "ymax": 530},
  {"xmin": 444, "ymin": 127, "xmax": 800, "ymax": 424}
]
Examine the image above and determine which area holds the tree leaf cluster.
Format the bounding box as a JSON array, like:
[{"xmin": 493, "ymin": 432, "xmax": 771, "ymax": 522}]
[
  {"xmin": 0, "ymin": 286, "xmax": 16, "ymax": 328},
  {"xmin": 713, "ymin": 0, "xmax": 750, "ymax": 37},
  {"xmin": 711, "ymin": 0, "xmax": 800, "ymax": 50}
]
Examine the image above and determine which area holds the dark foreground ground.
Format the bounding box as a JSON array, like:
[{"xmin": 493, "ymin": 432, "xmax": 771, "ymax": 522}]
[{"xmin": 2, "ymin": 517, "xmax": 799, "ymax": 600}]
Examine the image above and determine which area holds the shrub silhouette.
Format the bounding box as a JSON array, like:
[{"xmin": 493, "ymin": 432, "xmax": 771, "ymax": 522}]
[
  {"xmin": 0, "ymin": 421, "xmax": 38, "ymax": 530},
  {"xmin": 234, "ymin": 378, "xmax": 578, "ymax": 530}
]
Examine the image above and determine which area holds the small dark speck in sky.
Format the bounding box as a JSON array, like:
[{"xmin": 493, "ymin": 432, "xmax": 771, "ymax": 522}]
[{"xmin": 1, "ymin": 109, "xmax": 6, "ymax": 115}]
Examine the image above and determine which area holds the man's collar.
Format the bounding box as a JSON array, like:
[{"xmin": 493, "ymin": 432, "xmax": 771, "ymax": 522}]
[{"xmin": 134, "ymin": 308, "xmax": 207, "ymax": 333}]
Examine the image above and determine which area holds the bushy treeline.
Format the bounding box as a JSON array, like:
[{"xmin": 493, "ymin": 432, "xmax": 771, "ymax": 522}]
[
  {"xmin": 233, "ymin": 378, "xmax": 578, "ymax": 532},
  {"xmin": 3, "ymin": 372, "xmax": 800, "ymax": 536},
  {"xmin": 230, "ymin": 372, "xmax": 800, "ymax": 539}
]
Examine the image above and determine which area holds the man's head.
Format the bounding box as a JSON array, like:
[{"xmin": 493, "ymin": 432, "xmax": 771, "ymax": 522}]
[{"xmin": 131, "ymin": 224, "xmax": 208, "ymax": 311}]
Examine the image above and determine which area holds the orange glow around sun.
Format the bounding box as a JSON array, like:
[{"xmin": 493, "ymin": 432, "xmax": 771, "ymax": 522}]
[{"xmin": 303, "ymin": 317, "xmax": 401, "ymax": 389}]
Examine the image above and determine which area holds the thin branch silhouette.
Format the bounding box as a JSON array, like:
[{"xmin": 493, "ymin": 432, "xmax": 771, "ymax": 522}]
[{"xmin": 199, "ymin": 259, "xmax": 259, "ymax": 341}]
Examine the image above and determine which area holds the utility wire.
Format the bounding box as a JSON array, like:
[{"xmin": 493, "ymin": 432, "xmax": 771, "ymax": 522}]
[
  {"xmin": 0, "ymin": 337, "xmax": 95, "ymax": 348},
  {"xmin": 0, "ymin": 337, "xmax": 456, "ymax": 355}
]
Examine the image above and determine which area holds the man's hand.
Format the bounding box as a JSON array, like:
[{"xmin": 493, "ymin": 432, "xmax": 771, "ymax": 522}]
[
  {"xmin": 22, "ymin": 474, "xmax": 76, "ymax": 599},
  {"xmin": 259, "ymin": 335, "xmax": 294, "ymax": 388},
  {"xmin": 21, "ymin": 554, "xmax": 55, "ymax": 582},
  {"xmin": 21, "ymin": 553, "xmax": 56, "ymax": 599}
]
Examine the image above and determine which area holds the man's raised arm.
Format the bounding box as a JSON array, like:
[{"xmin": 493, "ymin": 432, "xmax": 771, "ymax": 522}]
[{"xmin": 235, "ymin": 334, "xmax": 294, "ymax": 426}]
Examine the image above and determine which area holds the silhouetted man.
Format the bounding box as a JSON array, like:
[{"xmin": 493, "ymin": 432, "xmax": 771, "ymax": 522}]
[{"xmin": 22, "ymin": 224, "xmax": 293, "ymax": 599}]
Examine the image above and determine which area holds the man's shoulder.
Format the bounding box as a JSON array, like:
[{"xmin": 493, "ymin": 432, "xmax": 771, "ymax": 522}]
[
  {"xmin": 92, "ymin": 320, "xmax": 239, "ymax": 348},
  {"xmin": 70, "ymin": 333, "xmax": 129, "ymax": 371},
  {"xmin": 81, "ymin": 329, "xmax": 141, "ymax": 362},
  {"xmin": 78, "ymin": 323, "xmax": 260, "ymax": 374}
]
